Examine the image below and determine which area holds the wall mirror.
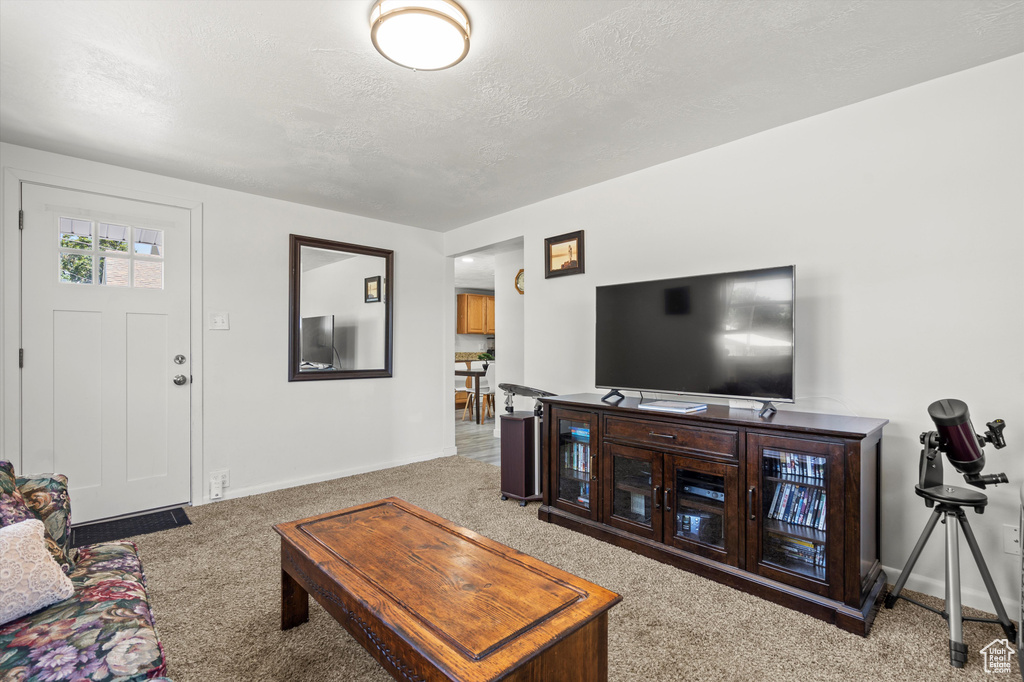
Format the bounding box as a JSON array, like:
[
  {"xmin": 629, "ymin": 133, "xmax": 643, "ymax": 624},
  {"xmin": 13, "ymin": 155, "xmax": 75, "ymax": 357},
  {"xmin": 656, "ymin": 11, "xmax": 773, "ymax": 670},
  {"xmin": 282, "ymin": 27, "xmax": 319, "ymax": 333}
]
[{"xmin": 288, "ymin": 234, "xmax": 393, "ymax": 381}]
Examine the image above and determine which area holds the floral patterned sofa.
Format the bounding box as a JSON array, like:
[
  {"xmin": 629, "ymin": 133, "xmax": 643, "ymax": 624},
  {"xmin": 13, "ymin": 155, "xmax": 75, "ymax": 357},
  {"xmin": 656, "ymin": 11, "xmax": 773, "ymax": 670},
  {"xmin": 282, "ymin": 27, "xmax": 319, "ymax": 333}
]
[{"xmin": 0, "ymin": 461, "xmax": 171, "ymax": 681}]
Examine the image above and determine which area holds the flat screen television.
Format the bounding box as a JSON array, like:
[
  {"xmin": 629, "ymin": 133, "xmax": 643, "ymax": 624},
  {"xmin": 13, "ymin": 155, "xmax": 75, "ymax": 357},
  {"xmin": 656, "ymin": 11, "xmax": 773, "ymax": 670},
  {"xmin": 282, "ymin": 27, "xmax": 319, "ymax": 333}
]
[
  {"xmin": 300, "ymin": 315, "xmax": 335, "ymax": 367},
  {"xmin": 595, "ymin": 265, "xmax": 795, "ymax": 405}
]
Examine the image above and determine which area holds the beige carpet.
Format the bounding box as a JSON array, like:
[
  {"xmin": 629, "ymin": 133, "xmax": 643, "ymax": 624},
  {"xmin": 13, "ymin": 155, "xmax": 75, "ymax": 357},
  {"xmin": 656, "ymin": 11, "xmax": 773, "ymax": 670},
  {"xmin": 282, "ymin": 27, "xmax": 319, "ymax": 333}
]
[{"xmin": 130, "ymin": 456, "xmax": 1018, "ymax": 681}]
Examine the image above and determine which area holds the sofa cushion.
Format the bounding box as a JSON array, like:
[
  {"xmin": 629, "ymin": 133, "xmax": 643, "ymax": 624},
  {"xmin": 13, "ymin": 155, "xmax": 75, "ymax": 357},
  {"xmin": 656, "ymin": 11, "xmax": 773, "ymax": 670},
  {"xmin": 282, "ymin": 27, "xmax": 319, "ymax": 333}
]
[
  {"xmin": 16, "ymin": 473, "xmax": 76, "ymax": 574},
  {"xmin": 0, "ymin": 541, "xmax": 167, "ymax": 681},
  {"xmin": 0, "ymin": 519, "xmax": 75, "ymax": 627},
  {"xmin": 0, "ymin": 462, "xmax": 33, "ymax": 528}
]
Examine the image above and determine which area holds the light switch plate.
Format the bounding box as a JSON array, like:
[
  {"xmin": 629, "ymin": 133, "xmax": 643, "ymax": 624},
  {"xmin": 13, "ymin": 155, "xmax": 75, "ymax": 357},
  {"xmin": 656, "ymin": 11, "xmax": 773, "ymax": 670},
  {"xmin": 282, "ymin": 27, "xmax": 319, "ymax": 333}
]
[{"xmin": 209, "ymin": 312, "xmax": 230, "ymax": 330}]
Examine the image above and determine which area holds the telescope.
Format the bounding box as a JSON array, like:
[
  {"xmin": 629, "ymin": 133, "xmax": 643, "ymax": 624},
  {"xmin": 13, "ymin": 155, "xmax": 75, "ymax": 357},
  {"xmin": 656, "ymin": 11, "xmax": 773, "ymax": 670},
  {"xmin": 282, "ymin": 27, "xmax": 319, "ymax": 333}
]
[
  {"xmin": 919, "ymin": 398, "xmax": 1007, "ymax": 494},
  {"xmin": 886, "ymin": 398, "xmax": 1015, "ymax": 668}
]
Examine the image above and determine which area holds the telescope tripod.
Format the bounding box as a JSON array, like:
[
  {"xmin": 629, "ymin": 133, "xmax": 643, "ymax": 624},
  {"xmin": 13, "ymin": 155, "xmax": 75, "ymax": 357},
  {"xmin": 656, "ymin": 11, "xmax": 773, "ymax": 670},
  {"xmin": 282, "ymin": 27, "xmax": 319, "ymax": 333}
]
[{"xmin": 885, "ymin": 491, "xmax": 1016, "ymax": 668}]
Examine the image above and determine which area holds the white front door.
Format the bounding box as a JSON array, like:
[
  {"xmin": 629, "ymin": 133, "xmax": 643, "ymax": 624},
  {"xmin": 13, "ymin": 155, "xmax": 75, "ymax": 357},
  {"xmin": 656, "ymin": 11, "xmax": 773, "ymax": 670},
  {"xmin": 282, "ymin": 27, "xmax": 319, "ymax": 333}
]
[{"xmin": 21, "ymin": 183, "xmax": 191, "ymax": 522}]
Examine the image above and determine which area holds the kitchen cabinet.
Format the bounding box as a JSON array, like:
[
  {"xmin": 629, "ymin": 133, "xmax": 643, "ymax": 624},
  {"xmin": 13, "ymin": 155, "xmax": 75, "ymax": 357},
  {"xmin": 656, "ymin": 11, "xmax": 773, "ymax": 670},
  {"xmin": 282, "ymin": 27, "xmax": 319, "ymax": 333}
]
[{"xmin": 457, "ymin": 294, "xmax": 495, "ymax": 334}]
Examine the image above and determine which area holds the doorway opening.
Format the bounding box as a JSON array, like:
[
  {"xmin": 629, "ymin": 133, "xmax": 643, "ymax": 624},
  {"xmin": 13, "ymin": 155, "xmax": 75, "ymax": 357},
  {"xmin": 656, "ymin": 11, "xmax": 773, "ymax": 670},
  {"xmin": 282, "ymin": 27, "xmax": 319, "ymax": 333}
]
[{"xmin": 451, "ymin": 238, "xmax": 524, "ymax": 466}]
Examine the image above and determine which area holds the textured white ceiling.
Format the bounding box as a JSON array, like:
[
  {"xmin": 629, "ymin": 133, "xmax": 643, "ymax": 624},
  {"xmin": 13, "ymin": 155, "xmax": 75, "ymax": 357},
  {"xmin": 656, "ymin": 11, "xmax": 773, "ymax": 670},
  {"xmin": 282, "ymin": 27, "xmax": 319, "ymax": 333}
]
[
  {"xmin": 453, "ymin": 237, "xmax": 522, "ymax": 289},
  {"xmin": 454, "ymin": 253, "xmax": 495, "ymax": 291},
  {"xmin": 1, "ymin": 1, "xmax": 1021, "ymax": 231}
]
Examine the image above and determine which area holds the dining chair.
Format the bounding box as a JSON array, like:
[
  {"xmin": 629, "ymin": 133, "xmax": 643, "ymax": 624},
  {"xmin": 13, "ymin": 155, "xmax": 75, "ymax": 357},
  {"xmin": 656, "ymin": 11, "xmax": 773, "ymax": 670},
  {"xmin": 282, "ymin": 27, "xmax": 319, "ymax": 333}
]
[
  {"xmin": 479, "ymin": 362, "xmax": 496, "ymax": 421},
  {"xmin": 455, "ymin": 361, "xmax": 472, "ymax": 415},
  {"xmin": 461, "ymin": 361, "xmax": 496, "ymax": 422}
]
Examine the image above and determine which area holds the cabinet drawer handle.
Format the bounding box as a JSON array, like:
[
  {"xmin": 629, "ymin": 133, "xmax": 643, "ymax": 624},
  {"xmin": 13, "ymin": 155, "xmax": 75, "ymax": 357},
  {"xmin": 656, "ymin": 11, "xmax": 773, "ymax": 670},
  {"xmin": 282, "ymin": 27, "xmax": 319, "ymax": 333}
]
[
  {"xmin": 748, "ymin": 487, "xmax": 756, "ymax": 520},
  {"xmin": 653, "ymin": 486, "xmax": 661, "ymax": 510},
  {"xmin": 664, "ymin": 488, "xmax": 671, "ymax": 511},
  {"xmin": 648, "ymin": 432, "xmax": 676, "ymax": 440}
]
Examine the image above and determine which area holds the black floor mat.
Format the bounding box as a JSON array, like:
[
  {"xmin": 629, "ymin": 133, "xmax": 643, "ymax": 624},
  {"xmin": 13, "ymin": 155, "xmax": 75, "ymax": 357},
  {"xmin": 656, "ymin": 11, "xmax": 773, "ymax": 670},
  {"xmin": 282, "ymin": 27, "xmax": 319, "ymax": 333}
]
[{"xmin": 71, "ymin": 507, "xmax": 191, "ymax": 547}]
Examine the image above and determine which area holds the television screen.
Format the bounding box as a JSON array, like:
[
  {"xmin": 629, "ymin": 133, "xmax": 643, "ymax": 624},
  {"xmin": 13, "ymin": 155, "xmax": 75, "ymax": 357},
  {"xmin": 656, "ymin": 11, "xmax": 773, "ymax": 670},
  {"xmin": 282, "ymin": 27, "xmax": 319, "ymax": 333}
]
[
  {"xmin": 595, "ymin": 266, "xmax": 795, "ymax": 402},
  {"xmin": 300, "ymin": 315, "xmax": 335, "ymax": 367}
]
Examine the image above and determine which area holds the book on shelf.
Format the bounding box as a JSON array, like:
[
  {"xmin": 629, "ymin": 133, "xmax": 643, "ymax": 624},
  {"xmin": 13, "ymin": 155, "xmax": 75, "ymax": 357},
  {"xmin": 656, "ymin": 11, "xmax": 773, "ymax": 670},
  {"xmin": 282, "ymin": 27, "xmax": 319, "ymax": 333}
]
[
  {"xmin": 577, "ymin": 482, "xmax": 590, "ymax": 506},
  {"xmin": 561, "ymin": 441, "xmax": 590, "ymax": 474},
  {"xmin": 569, "ymin": 426, "xmax": 590, "ymax": 442},
  {"xmin": 766, "ymin": 483, "xmax": 827, "ymax": 530},
  {"xmin": 636, "ymin": 399, "xmax": 707, "ymax": 414},
  {"xmin": 768, "ymin": 534, "xmax": 826, "ymax": 568},
  {"xmin": 768, "ymin": 482, "xmax": 783, "ymax": 518},
  {"xmin": 765, "ymin": 451, "xmax": 826, "ymax": 481}
]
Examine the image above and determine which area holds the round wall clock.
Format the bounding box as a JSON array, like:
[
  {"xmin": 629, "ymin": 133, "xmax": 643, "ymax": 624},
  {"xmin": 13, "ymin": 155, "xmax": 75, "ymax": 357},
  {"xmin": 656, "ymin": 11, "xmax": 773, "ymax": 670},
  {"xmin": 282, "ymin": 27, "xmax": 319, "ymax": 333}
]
[{"xmin": 514, "ymin": 269, "xmax": 525, "ymax": 295}]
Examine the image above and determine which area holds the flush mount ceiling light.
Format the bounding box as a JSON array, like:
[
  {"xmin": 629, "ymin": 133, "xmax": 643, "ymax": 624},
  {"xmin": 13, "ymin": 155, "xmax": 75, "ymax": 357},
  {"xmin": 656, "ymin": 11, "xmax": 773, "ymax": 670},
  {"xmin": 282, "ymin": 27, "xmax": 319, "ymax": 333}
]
[{"xmin": 370, "ymin": 0, "xmax": 471, "ymax": 71}]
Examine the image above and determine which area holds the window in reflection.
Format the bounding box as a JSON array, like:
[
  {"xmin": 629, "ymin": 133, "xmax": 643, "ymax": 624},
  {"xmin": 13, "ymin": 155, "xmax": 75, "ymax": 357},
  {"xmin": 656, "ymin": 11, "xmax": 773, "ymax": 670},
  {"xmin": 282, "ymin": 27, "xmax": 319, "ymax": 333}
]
[{"xmin": 722, "ymin": 276, "xmax": 793, "ymax": 358}]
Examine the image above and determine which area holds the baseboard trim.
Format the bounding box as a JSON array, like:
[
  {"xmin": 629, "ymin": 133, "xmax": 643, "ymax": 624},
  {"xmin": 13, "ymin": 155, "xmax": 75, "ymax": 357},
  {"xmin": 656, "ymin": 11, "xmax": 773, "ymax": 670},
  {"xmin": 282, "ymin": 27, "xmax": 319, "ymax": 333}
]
[
  {"xmin": 198, "ymin": 450, "xmax": 446, "ymax": 505},
  {"xmin": 882, "ymin": 562, "xmax": 1021, "ymax": 618}
]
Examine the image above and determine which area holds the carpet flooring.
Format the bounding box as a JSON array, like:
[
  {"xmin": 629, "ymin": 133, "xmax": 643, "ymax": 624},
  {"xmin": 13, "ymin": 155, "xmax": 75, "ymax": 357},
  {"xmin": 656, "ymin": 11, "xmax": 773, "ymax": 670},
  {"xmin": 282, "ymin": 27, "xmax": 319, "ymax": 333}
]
[{"xmin": 130, "ymin": 456, "xmax": 1018, "ymax": 681}]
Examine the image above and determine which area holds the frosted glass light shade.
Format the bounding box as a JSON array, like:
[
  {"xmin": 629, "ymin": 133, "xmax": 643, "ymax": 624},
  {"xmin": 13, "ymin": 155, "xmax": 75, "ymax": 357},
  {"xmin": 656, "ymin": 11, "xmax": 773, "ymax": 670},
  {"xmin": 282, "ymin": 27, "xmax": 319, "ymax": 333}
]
[{"xmin": 370, "ymin": 0, "xmax": 471, "ymax": 71}]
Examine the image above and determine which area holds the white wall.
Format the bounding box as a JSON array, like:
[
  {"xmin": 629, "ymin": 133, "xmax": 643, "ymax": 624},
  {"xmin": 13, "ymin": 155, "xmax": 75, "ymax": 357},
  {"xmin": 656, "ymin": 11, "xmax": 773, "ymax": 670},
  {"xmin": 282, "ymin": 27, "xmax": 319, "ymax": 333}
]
[
  {"xmin": 443, "ymin": 55, "xmax": 1024, "ymax": 613},
  {"xmin": 494, "ymin": 244, "xmax": 527, "ymax": 423},
  {"xmin": 1, "ymin": 142, "xmax": 448, "ymax": 504}
]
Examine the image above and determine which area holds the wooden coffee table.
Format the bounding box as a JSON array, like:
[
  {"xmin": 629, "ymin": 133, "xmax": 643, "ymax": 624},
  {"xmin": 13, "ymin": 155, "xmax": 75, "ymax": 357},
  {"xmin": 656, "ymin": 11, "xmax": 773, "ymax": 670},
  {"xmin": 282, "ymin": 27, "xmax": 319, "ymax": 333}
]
[{"xmin": 274, "ymin": 497, "xmax": 621, "ymax": 682}]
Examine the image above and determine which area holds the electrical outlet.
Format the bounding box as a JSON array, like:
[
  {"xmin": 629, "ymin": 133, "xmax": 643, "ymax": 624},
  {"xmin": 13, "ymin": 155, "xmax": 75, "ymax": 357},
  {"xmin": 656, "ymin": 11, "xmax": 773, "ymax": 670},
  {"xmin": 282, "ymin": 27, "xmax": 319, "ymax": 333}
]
[
  {"xmin": 1002, "ymin": 525, "xmax": 1019, "ymax": 554},
  {"xmin": 211, "ymin": 469, "xmax": 230, "ymax": 487},
  {"xmin": 209, "ymin": 469, "xmax": 229, "ymax": 500}
]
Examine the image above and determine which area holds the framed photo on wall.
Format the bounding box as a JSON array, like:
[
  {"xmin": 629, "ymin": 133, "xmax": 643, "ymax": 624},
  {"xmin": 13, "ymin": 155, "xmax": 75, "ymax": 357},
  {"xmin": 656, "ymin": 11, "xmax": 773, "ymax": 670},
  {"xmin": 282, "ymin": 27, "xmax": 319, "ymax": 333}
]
[
  {"xmin": 364, "ymin": 275, "xmax": 381, "ymax": 303},
  {"xmin": 544, "ymin": 230, "xmax": 585, "ymax": 278}
]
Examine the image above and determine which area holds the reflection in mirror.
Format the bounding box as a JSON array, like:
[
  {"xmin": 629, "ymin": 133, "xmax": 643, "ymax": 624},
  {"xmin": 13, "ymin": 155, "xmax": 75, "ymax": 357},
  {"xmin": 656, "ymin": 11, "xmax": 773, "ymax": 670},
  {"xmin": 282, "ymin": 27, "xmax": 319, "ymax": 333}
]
[{"xmin": 288, "ymin": 235, "xmax": 393, "ymax": 381}]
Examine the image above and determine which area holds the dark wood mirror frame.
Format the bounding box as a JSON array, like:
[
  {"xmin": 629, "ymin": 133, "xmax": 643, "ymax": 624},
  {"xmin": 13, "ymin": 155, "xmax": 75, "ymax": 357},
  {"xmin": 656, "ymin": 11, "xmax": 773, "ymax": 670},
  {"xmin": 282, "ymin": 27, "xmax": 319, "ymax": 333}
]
[{"xmin": 288, "ymin": 234, "xmax": 394, "ymax": 382}]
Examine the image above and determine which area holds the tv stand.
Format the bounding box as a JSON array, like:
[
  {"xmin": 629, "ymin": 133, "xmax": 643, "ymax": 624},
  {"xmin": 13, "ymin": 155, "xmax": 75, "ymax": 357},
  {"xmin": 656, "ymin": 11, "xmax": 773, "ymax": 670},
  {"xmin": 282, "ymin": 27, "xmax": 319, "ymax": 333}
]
[
  {"xmin": 758, "ymin": 401, "xmax": 777, "ymax": 419},
  {"xmin": 600, "ymin": 389, "xmax": 625, "ymax": 403},
  {"xmin": 539, "ymin": 393, "xmax": 888, "ymax": 636}
]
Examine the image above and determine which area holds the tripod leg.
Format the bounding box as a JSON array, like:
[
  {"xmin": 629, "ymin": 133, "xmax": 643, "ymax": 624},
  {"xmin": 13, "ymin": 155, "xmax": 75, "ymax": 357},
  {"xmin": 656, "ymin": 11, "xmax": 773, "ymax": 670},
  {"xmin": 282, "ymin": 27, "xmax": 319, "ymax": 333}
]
[
  {"xmin": 958, "ymin": 512, "xmax": 1019, "ymax": 642},
  {"xmin": 885, "ymin": 507, "xmax": 943, "ymax": 608},
  {"xmin": 946, "ymin": 512, "xmax": 967, "ymax": 668}
]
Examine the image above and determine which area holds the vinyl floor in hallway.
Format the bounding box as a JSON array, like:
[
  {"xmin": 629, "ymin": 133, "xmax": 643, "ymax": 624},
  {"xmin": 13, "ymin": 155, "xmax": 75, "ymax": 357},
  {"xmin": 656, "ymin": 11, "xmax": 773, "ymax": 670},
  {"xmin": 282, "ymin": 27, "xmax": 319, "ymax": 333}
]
[{"xmin": 454, "ymin": 407, "xmax": 500, "ymax": 466}]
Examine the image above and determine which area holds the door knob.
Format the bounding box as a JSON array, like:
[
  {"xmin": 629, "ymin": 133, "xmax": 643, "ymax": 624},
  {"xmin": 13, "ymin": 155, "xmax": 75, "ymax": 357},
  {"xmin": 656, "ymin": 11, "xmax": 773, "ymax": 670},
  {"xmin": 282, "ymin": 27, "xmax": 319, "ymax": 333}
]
[
  {"xmin": 173, "ymin": 354, "xmax": 187, "ymax": 365},
  {"xmin": 173, "ymin": 374, "xmax": 188, "ymax": 386}
]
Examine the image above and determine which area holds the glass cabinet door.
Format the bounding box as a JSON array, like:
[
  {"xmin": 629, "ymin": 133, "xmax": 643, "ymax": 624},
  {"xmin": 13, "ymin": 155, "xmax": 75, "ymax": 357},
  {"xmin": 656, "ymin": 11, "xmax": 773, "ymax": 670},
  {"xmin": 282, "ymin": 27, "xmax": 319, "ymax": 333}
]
[
  {"xmin": 603, "ymin": 443, "xmax": 660, "ymax": 540},
  {"xmin": 759, "ymin": 448, "xmax": 828, "ymax": 580},
  {"xmin": 747, "ymin": 434, "xmax": 842, "ymax": 597},
  {"xmin": 665, "ymin": 455, "xmax": 739, "ymax": 565},
  {"xmin": 551, "ymin": 409, "xmax": 599, "ymax": 520}
]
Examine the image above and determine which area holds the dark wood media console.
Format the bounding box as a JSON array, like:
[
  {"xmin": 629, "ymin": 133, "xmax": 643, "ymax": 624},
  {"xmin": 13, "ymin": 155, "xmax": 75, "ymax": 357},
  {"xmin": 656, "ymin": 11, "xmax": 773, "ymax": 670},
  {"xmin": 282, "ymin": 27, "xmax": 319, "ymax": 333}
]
[{"xmin": 538, "ymin": 394, "xmax": 889, "ymax": 636}]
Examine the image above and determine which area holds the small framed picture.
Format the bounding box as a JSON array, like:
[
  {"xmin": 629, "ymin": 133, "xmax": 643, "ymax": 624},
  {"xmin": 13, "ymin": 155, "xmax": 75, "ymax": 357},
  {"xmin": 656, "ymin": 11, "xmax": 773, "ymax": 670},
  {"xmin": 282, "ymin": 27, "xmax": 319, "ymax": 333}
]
[
  {"xmin": 364, "ymin": 275, "xmax": 381, "ymax": 303},
  {"xmin": 544, "ymin": 230, "xmax": 585, "ymax": 278}
]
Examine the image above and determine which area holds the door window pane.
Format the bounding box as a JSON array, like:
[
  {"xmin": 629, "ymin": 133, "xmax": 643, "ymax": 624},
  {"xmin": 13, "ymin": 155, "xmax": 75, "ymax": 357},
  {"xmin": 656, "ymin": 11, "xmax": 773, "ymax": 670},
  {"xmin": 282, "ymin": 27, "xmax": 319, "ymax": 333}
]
[
  {"xmin": 98, "ymin": 223, "xmax": 130, "ymax": 252},
  {"xmin": 59, "ymin": 253, "xmax": 93, "ymax": 284},
  {"xmin": 133, "ymin": 261, "xmax": 163, "ymax": 289},
  {"xmin": 59, "ymin": 217, "xmax": 92, "ymax": 249},
  {"xmin": 58, "ymin": 218, "xmax": 166, "ymax": 290},
  {"xmin": 99, "ymin": 256, "xmax": 130, "ymax": 287},
  {"xmin": 134, "ymin": 228, "xmax": 163, "ymax": 256}
]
